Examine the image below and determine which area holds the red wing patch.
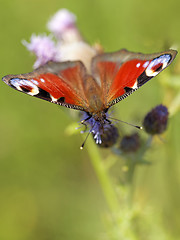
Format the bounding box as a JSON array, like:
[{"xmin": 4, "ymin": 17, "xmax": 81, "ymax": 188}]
[
  {"xmin": 2, "ymin": 62, "xmax": 90, "ymax": 110},
  {"xmin": 92, "ymin": 50, "xmax": 177, "ymax": 107},
  {"xmin": 107, "ymin": 59, "xmax": 149, "ymax": 101}
]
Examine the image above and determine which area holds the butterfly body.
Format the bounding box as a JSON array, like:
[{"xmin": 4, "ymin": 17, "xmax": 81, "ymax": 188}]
[{"xmin": 2, "ymin": 49, "xmax": 177, "ymax": 144}]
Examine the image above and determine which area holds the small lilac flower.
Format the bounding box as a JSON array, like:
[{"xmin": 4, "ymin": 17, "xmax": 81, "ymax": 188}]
[
  {"xmin": 120, "ymin": 133, "xmax": 140, "ymax": 153},
  {"xmin": 47, "ymin": 9, "xmax": 79, "ymax": 40},
  {"xmin": 143, "ymin": 104, "xmax": 169, "ymax": 135},
  {"xmin": 22, "ymin": 34, "xmax": 57, "ymax": 68}
]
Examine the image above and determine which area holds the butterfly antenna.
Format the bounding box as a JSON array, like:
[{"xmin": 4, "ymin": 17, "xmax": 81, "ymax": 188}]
[
  {"xmin": 80, "ymin": 129, "xmax": 92, "ymax": 150},
  {"xmin": 108, "ymin": 117, "xmax": 143, "ymax": 130},
  {"xmin": 80, "ymin": 120, "xmax": 96, "ymax": 150}
]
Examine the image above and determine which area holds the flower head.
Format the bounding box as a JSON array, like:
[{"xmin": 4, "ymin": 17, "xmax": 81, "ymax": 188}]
[
  {"xmin": 22, "ymin": 34, "xmax": 57, "ymax": 68},
  {"xmin": 23, "ymin": 9, "xmax": 96, "ymax": 71},
  {"xmin": 120, "ymin": 133, "xmax": 140, "ymax": 153},
  {"xmin": 92, "ymin": 124, "xmax": 119, "ymax": 148},
  {"xmin": 81, "ymin": 112, "xmax": 119, "ymax": 148},
  {"xmin": 47, "ymin": 9, "xmax": 78, "ymax": 40},
  {"xmin": 143, "ymin": 104, "xmax": 169, "ymax": 135}
]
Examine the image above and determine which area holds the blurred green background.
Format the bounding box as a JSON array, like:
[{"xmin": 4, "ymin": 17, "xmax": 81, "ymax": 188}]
[{"xmin": 0, "ymin": 0, "xmax": 180, "ymax": 239}]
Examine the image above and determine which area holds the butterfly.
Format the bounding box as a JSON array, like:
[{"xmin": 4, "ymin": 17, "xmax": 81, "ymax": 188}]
[{"xmin": 2, "ymin": 49, "xmax": 177, "ymax": 147}]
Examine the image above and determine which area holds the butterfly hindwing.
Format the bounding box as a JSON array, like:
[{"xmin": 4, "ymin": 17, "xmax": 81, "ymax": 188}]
[
  {"xmin": 3, "ymin": 61, "xmax": 90, "ymax": 110},
  {"xmin": 92, "ymin": 49, "xmax": 177, "ymax": 107}
]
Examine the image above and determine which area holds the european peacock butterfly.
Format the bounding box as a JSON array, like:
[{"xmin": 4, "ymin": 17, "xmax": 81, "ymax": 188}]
[{"xmin": 2, "ymin": 49, "xmax": 177, "ymax": 147}]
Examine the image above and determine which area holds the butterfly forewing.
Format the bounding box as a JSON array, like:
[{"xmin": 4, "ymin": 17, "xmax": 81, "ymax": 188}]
[
  {"xmin": 3, "ymin": 61, "xmax": 90, "ymax": 110},
  {"xmin": 92, "ymin": 49, "xmax": 177, "ymax": 107}
]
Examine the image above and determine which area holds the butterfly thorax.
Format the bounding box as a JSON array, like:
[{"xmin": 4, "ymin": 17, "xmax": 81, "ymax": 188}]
[
  {"xmin": 92, "ymin": 111, "xmax": 108, "ymax": 124},
  {"xmin": 83, "ymin": 74, "xmax": 106, "ymax": 113}
]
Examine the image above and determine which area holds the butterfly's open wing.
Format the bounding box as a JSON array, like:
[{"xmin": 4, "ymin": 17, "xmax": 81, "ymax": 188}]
[
  {"xmin": 3, "ymin": 61, "xmax": 91, "ymax": 111},
  {"xmin": 91, "ymin": 49, "xmax": 177, "ymax": 107}
]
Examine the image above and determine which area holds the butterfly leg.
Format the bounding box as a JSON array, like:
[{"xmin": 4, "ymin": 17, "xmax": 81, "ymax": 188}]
[
  {"xmin": 81, "ymin": 121, "xmax": 88, "ymax": 133},
  {"xmin": 106, "ymin": 119, "xmax": 112, "ymax": 124},
  {"xmin": 80, "ymin": 115, "xmax": 92, "ymax": 133}
]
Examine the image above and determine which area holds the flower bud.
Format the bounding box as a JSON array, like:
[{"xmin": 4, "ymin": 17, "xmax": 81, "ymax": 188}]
[
  {"xmin": 120, "ymin": 133, "xmax": 140, "ymax": 153},
  {"xmin": 143, "ymin": 105, "xmax": 169, "ymax": 135}
]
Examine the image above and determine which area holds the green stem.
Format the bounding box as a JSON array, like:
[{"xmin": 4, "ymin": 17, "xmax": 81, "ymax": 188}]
[
  {"xmin": 85, "ymin": 138, "xmax": 140, "ymax": 240},
  {"xmin": 125, "ymin": 158, "xmax": 136, "ymax": 206},
  {"xmin": 86, "ymin": 137, "xmax": 120, "ymax": 214},
  {"xmin": 126, "ymin": 159, "xmax": 136, "ymax": 184}
]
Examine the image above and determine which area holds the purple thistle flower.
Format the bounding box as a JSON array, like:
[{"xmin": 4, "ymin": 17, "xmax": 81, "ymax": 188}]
[
  {"xmin": 22, "ymin": 34, "xmax": 58, "ymax": 68},
  {"xmin": 143, "ymin": 104, "xmax": 169, "ymax": 135},
  {"xmin": 81, "ymin": 112, "xmax": 119, "ymax": 148},
  {"xmin": 92, "ymin": 124, "xmax": 119, "ymax": 148}
]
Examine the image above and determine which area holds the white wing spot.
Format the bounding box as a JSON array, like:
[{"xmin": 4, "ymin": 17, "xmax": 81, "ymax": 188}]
[
  {"xmin": 145, "ymin": 54, "xmax": 171, "ymax": 77},
  {"xmin": 51, "ymin": 95, "xmax": 58, "ymax": 102},
  {"xmin": 136, "ymin": 63, "xmax": 141, "ymax": 68},
  {"xmin": 10, "ymin": 79, "xmax": 39, "ymax": 95},
  {"xmin": 40, "ymin": 78, "xmax": 45, "ymax": 83},
  {"xmin": 143, "ymin": 61, "xmax": 149, "ymax": 68},
  {"xmin": 145, "ymin": 69, "xmax": 158, "ymax": 77},
  {"xmin": 10, "ymin": 79, "xmax": 24, "ymax": 91},
  {"xmin": 29, "ymin": 87, "xmax": 39, "ymax": 95},
  {"xmin": 162, "ymin": 61, "xmax": 168, "ymax": 69},
  {"xmin": 31, "ymin": 79, "xmax": 39, "ymax": 85},
  {"xmin": 132, "ymin": 81, "xmax": 138, "ymax": 89}
]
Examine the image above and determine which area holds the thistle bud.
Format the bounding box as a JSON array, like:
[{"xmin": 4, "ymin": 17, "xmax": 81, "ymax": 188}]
[
  {"xmin": 120, "ymin": 133, "xmax": 140, "ymax": 153},
  {"xmin": 143, "ymin": 105, "xmax": 169, "ymax": 135}
]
